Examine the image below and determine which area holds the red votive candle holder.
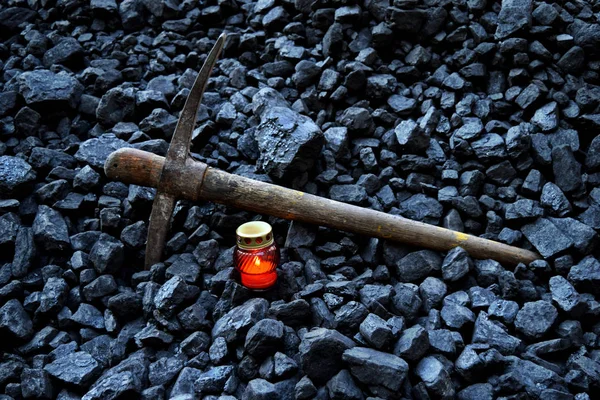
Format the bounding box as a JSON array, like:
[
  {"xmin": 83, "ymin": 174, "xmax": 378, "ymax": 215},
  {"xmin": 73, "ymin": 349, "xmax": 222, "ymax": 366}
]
[{"xmin": 234, "ymin": 221, "xmax": 279, "ymax": 290}]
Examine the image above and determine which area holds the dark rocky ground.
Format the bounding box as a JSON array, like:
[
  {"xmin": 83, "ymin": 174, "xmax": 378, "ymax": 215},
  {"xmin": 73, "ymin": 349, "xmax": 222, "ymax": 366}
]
[{"xmin": 1, "ymin": 0, "xmax": 600, "ymax": 399}]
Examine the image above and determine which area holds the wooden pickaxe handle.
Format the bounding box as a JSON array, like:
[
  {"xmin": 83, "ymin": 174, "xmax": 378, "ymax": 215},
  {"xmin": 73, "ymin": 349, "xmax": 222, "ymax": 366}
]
[{"xmin": 105, "ymin": 148, "xmax": 541, "ymax": 266}]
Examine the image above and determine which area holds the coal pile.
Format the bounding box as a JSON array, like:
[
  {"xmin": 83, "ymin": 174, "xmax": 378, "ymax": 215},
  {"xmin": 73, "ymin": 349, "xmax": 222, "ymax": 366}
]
[{"xmin": 1, "ymin": 0, "xmax": 600, "ymax": 399}]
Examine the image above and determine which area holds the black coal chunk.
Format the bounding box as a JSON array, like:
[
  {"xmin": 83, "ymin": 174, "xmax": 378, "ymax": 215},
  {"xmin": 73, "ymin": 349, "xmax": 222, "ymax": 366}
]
[
  {"xmin": 244, "ymin": 318, "xmax": 285, "ymax": 357},
  {"xmin": 343, "ymin": 346, "xmax": 409, "ymax": 397},
  {"xmin": 254, "ymin": 107, "xmax": 323, "ymax": 179},
  {"xmin": 44, "ymin": 352, "xmax": 101, "ymax": 388},
  {"xmin": 0, "ymin": 299, "xmax": 33, "ymax": 341},
  {"xmin": 416, "ymin": 356, "xmax": 455, "ymax": 398},
  {"xmin": 472, "ymin": 311, "xmax": 521, "ymax": 355},
  {"xmin": 514, "ymin": 300, "xmax": 558, "ymax": 339},
  {"xmin": 0, "ymin": 156, "xmax": 36, "ymax": 195},
  {"xmin": 75, "ymin": 134, "xmax": 132, "ymax": 169},
  {"xmin": 299, "ymin": 328, "xmax": 355, "ymax": 384},
  {"xmin": 32, "ymin": 205, "xmax": 70, "ymax": 252},
  {"xmin": 396, "ymin": 250, "xmax": 442, "ymax": 283},
  {"xmin": 17, "ymin": 70, "xmax": 83, "ymax": 109},
  {"xmin": 521, "ymin": 218, "xmax": 573, "ymax": 258},
  {"xmin": 212, "ymin": 298, "xmax": 269, "ymax": 344}
]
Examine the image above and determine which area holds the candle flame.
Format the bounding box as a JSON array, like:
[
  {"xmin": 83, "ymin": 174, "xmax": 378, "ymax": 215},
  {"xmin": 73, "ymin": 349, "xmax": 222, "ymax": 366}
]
[{"xmin": 254, "ymin": 257, "xmax": 261, "ymax": 267}]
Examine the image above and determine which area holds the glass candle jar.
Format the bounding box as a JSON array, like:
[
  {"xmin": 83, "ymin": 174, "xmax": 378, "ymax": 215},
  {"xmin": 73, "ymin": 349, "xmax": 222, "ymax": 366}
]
[{"xmin": 234, "ymin": 221, "xmax": 279, "ymax": 290}]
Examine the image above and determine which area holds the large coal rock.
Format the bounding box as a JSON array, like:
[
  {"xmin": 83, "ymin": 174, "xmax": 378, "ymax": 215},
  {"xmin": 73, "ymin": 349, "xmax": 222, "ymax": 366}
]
[
  {"xmin": 254, "ymin": 106, "xmax": 323, "ymax": 179},
  {"xmin": 0, "ymin": 156, "xmax": 36, "ymax": 196},
  {"xmin": 495, "ymin": 0, "xmax": 532, "ymax": 40},
  {"xmin": 17, "ymin": 70, "xmax": 83, "ymax": 109},
  {"xmin": 75, "ymin": 134, "xmax": 132, "ymax": 169},
  {"xmin": 0, "ymin": 7, "xmax": 36, "ymax": 34},
  {"xmin": 299, "ymin": 328, "xmax": 355, "ymax": 384}
]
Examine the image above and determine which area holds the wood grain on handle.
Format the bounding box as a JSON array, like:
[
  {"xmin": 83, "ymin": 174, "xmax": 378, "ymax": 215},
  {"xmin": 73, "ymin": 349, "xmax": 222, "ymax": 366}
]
[
  {"xmin": 104, "ymin": 149, "xmax": 541, "ymax": 266},
  {"xmin": 199, "ymin": 168, "xmax": 541, "ymax": 266},
  {"xmin": 104, "ymin": 148, "xmax": 164, "ymax": 187}
]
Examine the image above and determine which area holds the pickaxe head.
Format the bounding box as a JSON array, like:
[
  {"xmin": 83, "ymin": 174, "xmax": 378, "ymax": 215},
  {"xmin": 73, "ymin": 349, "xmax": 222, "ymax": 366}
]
[{"xmin": 144, "ymin": 33, "xmax": 226, "ymax": 269}]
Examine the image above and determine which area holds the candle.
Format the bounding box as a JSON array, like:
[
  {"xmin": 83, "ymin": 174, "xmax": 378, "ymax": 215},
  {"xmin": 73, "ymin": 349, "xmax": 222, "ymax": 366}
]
[{"xmin": 234, "ymin": 221, "xmax": 279, "ymax": 290}]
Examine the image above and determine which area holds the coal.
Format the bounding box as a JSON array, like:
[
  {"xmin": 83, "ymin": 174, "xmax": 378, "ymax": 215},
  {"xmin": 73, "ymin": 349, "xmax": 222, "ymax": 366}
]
[
  {"xmin": 393, "ymin": 324, "xmax": 429, "ymax": 361},
  {"xmin": 75, "ymin": 134, "xmax": 132, "ymax": 169},
  {"xmin": 514, "ymin": 300, "xmax": 558, "ymax": 339},
  {"xmin": 44, "ymin": 352, "xmax": 101, "ymax": 388},
  {"xmin": 254, "ymin": 106, "xmax": 323, "ymax": 179},
  {"xmin": 245, "ymin": 318, "xmax": 285, "ymax": 357},
  {"xmin": 396, "ymin": 250, "xmax": 442, "ymax": 283},
  {"xmin": 359, "ymin": 313, "xmax": 394, "ymax": 350},
  {"xmin": 96, "ymin": 86, "xmax": 136, "ymax": 126},
  {"xmin": 0, "ymin": 156, "xmax": 36, "ymax": 195},
  {"xmin": 342, "ymin": 347, "xmax": 409, "ymax": 395},
  {"xmin": 43, "ymin": 38, "xmax": 83, "ymax": 68},
  {"xmin": 326, "ymin": 369, "xmax": 362, "ymax": 400},
  {"xmin": 243, "ymin": 378, "xmax": 277, "ymax": 400},
  {"xmin": 441, "ymin": 247, "xmax": 472, "ymax": 282},
  {"xmin": 521, "ymin": 218, "xmax": 573, "ymax": 258},
  {"xmin": 472, "ymin": 312, "xmax": 521, "ymax": 355},
  {"xmin": 17, "ymin": 70, "xmax": 84, "ymax": 109},
  {"xmin": 299, "ymin": 328, "xmax": 355, "ymax": 384},
  {"xmin": 212, "ymin": 298, "xmax": 269, "ymax": 344},
  {"xmin": 416, "ymin": 356, "xmax": 455, "ymax": 398},
  {"xmin": 0, "ymin": 299, "xmax": 33, "ymax": 341},
  {"xmin": 194, "ymin": 365, "xmax": 233, "ymax": 394},
  {"xmin": 32, "ymin": 205, "xmax": 70, "ymax": 252}
]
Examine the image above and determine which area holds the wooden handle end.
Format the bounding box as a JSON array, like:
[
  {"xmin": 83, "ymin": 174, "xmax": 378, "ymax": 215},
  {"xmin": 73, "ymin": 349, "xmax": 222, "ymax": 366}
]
[{"xmin": 104, "ymin": 148, "xmax": 165, "ymax": 188}]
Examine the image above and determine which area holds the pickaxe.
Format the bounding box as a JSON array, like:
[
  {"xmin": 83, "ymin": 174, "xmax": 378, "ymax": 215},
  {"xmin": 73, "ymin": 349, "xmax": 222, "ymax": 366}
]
[{"xmin": 104, "ymin": 33, "xmax": 541, "ymax": 270}]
